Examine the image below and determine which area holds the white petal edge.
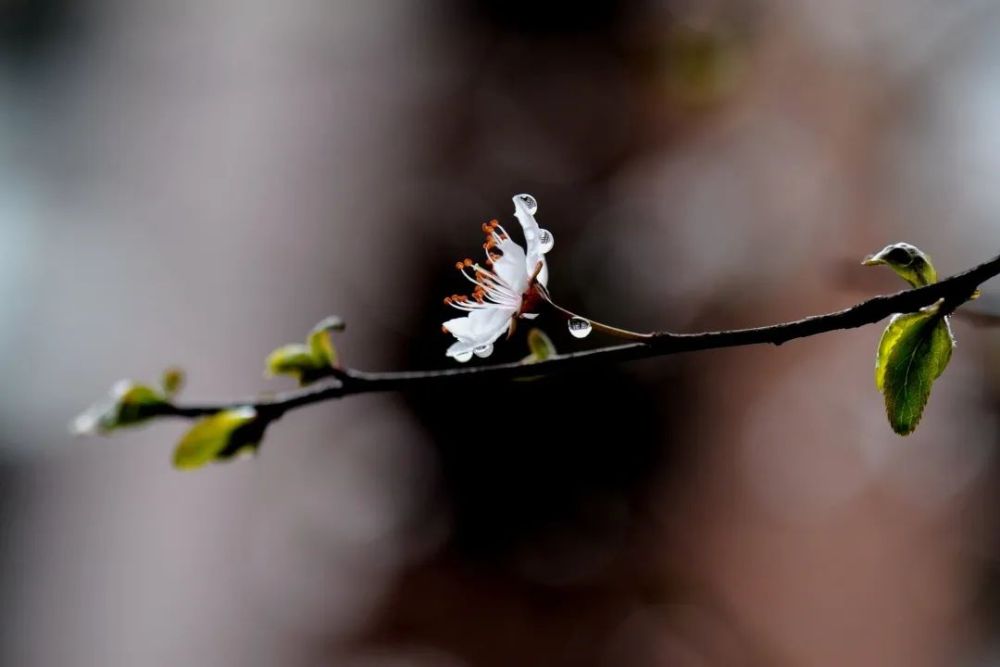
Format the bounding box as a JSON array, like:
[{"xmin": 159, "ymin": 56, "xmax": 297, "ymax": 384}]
[{"xmin": 444, "ymin": 307, "xmax": 515, "ymax": 359}]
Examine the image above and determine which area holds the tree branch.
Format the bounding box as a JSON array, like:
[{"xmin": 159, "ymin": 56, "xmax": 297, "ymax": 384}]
[{"xmin": 162, "ymin": 252, "xmax": 1000, "ymax": 421}]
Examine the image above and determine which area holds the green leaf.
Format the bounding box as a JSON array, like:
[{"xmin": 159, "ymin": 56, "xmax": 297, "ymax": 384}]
[
  {"xmin": 862, "ymin": 242, "xmax": 938, "ymax": 287},
  {"xmin": 172, "ymin": 407, "xmax": 259, "ymax": 470},
  {"xmin": 524, "ymin": 328, "xmax": 556, "ymax": 363},
  {"xmin": 265, "ymin": 316, "xmax": 346, "ymax": 386},
  {"xmin": 71, "ymin": 380, "xmax": 168, "ymax": 435},
  {"xmin": 265, "ymin": 343, "xmax": 321, "ymax": 381},
  {"xmin": 161, "ymin": 366, "xmax": 185, "ymax": 397},
  {"xmin": 515, "ymin": 329, "xmax": 557, "ymax": 381},
  {"xmin": 875, "ymin": 313, "xmax": 921, "ymax": 392},
  {"xmin": 117, "ymin": 383, "xmax": 166, "ymax": 421},
  {"xmin": 307, "ymin": 316, "xmax": 344, "ymax": 368},
  {"xmin": 877, "ymin": 308, "xmax": 954, "ymax": 435}
]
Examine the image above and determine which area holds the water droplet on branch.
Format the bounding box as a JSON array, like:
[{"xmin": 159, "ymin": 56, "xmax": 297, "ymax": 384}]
[{"xmin": 567, "ymin": 317, "xmax": 593, "ymax": 339}]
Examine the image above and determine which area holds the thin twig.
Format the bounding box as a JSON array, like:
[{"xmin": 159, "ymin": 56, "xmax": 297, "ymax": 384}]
[{"xmin": 161, "ymin": 252, "xmax": 1000, "ymax": 421}]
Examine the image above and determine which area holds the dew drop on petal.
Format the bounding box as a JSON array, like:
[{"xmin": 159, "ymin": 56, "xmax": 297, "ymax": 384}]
[
  {"xmin": 474, "ymin": 343, "xmax": 494, "ymax": 358},
  {"xmin": 454, "ymin": 350, "xmax": 474, "ymax": 363},
  {"xmin": 538, "ymin": 229, "xmax": 554, "ymax": 254},
  {"xmin": 516, "ymin": 193, "xmax": 538, "ymax": 215},
  {"xmin": 567, "ymin": 317, "xmax": 593, "ymax": 339}
]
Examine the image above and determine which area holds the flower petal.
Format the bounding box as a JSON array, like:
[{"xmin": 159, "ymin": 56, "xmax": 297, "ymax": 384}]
[
  {"xmin": 442, "ymin": 316, "xmax": 476, "ymax": 342},
  {"xmin": 512, "ymin": 194, "xmax": 549, "ymax": 287},
  {"xmin": 536, "ymin": 261, "xmax": 549, "ymax": 287},
  {"xmin": 444, "ymin": 307, "xmax": 515, "ymax": 359},
  {"xmin": 466, "ymin": 306, "xmax": 515, "ymax": 339},
  {"xmin": 492, "ymin": 237, "xmax": 529, "ymax": 294}
]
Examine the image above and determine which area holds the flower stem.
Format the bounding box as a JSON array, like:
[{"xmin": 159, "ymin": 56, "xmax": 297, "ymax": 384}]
[{"xmin": 533, "ymin": 285, "xmax": 653, "ymax": 342}]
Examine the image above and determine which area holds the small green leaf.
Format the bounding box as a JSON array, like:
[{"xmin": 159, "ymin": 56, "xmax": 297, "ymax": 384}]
[
  {"xmin": 515, "ymin": 329, "xmax": 557, "ymax": 380},
  {"xmin": 862, "ymin": 242, "xmax": 938, "ymax": 287},
  {"xmin": 875, "ymin": 313, "xmax": 921, "ymax": 392},
  {"xmin": 172, "ymin": 407, "xmax": 259, "ymax": 470},
  {"xmin": 161, "ymin": 366, "xmax": 185, "ymax": 397},
  {"xmin": 265, "ymin": 344, "xmax": 321, "ymax": 381},
  {"xmin": 524, "ymin": 328, "xmax": 556, "ymax": 363},
  {"xmin": 117, "ymin": 383, "xmax": 166, "ymax": 420},
  {"xmin": 71, "ymin": 380, "xmax": 168, "ymax": 435},
  {"xmin": 307, "ymin": 316, "xmax": 344, "ymax": 368},
  {"xmin": 878, "ymin": 307, "xmax": 954, "ymax": 435}
]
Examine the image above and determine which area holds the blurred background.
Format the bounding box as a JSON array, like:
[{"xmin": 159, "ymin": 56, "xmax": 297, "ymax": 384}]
[{"xmin": 1, "ymin": 1, "xmax": 999, "ymax": 665}]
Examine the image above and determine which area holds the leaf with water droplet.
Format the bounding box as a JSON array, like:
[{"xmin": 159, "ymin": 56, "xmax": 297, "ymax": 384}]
[
  {"xmin": 308, "ymin": 315, "xmax": 344, "ymax": 368},
  {"xmin": 71, "ymin": 380, "xmax": 169, "ymax": 436},
  {"xmin": 876, "ymin": 304, "xmax": 954, "ymax": 435},
  {"xmin": 862, "ymin": 242, "xmax": 938, "ymax": 287},
  {"xmin": 172, "ymin": 407, "xmax": 260, "ymax": 470},
  {"xmin": 567, "ymin": 317, "xmax": 593, "ymax": 339}
]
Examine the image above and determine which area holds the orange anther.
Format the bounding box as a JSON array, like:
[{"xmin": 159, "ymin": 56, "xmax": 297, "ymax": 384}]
[
  {"xmin": 455, "ymin": 261, "xmax": 464, "ymax": 270},
  {"xmin": 463, "ymin": 258, "xmax": 473, "ymax": 267}
]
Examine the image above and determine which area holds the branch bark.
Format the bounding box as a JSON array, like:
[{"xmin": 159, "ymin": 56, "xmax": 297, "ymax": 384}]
[{"xmin": 163, "ymin": 252, "xmax": 1000, "ymax": 421}]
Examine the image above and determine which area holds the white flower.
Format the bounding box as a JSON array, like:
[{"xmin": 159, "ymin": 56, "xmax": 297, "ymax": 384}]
[{"xmin": 442, "ymin": 193, "xmax": 555, "ymax": 362}]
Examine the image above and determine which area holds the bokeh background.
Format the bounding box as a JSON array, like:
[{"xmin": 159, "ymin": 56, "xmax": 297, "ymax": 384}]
[{"xmin": 1, "ymin": 1, "xmax": 999, "ymax": 665}]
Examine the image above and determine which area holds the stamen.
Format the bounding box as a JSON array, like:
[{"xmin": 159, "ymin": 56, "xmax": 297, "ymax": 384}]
[{"xmin": 454, "ymin": 261, "xmax": 464, "ymax": 270}]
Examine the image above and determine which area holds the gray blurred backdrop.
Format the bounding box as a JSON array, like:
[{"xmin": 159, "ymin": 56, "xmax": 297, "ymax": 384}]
[{"xmin": 1, "ymin": 1, "xmax": 999, "ymax": 666}]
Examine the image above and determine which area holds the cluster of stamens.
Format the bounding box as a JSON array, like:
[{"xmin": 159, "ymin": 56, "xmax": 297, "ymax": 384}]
[
  {"xmin": 480, "ymin": 219, "xmax": 506, "ymax": 265},
  {"xmin": 441, "ymin": 219, "xmax": 523, "ymax": 328}
]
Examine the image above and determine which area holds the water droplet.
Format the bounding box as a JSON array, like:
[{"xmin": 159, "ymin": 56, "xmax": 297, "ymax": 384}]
[
  {"xmin": 516, "ymin": 193, "xmax": 538, "ymax": 215},
  {"xmin": 454, "ymin": 350, "xmax": 474, "ymax": 363},
  {"xmin": 538, "ymin": 229, "xmax": 554, "ymax": 253},
  {"xmin": 474, "ymin": 343, "xmax": 494, "ymax": 358},
  {"xmin": 567, "ymin": 317, "xmax": 593, "ymax": 339}
]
